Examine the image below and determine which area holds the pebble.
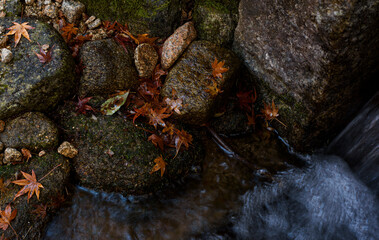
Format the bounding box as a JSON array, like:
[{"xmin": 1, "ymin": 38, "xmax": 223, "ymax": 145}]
[
  {"xmin": 1, "ymin": 48, "xmax": 12, "ymax": 63},
  {"xmin": 58, "ymin": 141, "xmax": 78, "ymax": 158},
  {"xmin": 38, "ymin": 150, "xmax": 46, "ymax": 157},
  {"xmin": 61, "ymin": 0, "xmax": 85, "ymax": 23},
  {"xmin": 3, "ymin": 148, "xmax": 22, "ymax": 164},
  {"xmin": 0, "ymin": 141, "xmax": 4, "ymax": 152},
  {"xmin": 25, "ymin": 0, "xmax": 34, "ymax": 5},
  {"xmin": 161, "ymin": 21, "xmax": 197, "ymax": 69},
  {"xmin": 85, "ymin": 15, "xmax": 96, "ymax": 25},
  {"xmin": 134, "ymin": 43, "xmax": 159, "ymax": 78},
  {"xmin": 43, "ymin": 4, "xmax": 58, "ymax": 19},
  {"xmin": 87, "ymin": 18, "xmax": 101, "ymax": 30}
]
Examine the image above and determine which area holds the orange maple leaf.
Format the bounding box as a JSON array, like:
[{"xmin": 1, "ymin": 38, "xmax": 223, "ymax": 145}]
[
  {"xmin": 205, "ymin": 79, "xmax": 223, "ymax": 97},
  {"xmin": 148, "ymin": 108, "xmax": 171, "ymax": 129},
  {"xmin": 173, "ymin": 129, "xmax": 193, "ymax": 158},
  {"xmin": 0, "ymin": 205, "xmax": 17, "ymax": 231},
  {"xmin": 136, "ymin": 34, "xmax": 159, "ymax": 45},
  {"xmin": 6, "ymin": 22, "xmax": 35, "ymax": 47},
  {"xmin": 148, "ymin": 134, "xmax": 164, "ymax": 151},
  {"xmin": 12, "ymin": 170, "xmax": 44, "ymax": 202},
  {"xmin": 260, "ymin": 100, "xmax": 287, "ymax": 127},
  {"xmin": 21, "ymin": 148, "xmax": 32, "ymax": 162},
  {"xmin": 211, "ymin": 58, "xmax": 229, "ymax": 78},
  {"xmin": 150, "ymin": 155, "xmax": 167, "ymax": 177},
  {"xmin": 61, "ymin": 23, "xmax": 78, "ymax": 42}
]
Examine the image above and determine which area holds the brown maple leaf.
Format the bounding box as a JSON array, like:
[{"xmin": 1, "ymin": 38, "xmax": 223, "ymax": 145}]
[
  {"xmin": 34, "ymin": 44, "xmax": 54, "ymax": 64},
  {"xmin": 211, "ymin": 58, "xmax": 229, "ymax": 78},
  {"xmin": 237, "ymin": 88, "xmax": 257, "ymax": 112},
  {"xmin": 165, "ymin": 97, "xmax": 183, "ymax": 114},
  {"xmin": 132, "ymin": 103, "xmax": 151, "ymax": 123},
  {"xmin": 6, "ymin": 21, "xmax": 35, "ymax": 47},
  {"xmin": 205, "ymin": 79, "xmax": 223, "ymax": 97},
  {"xmin": 148, "ymin": 134, "xmax": 164, "ymax": 151},
  {"xmin": 61, "ymin": 23, "xmax": 78, "ymax": 42},
  {"xmin": 150, "ymin": 155, "xmax": 167, "ymax": 177},
  {"xmin": 0, "ymin": 178, "xmax": 11, "ymax": 194},
  {"xmin": 173, "ymin": 129, "xmax": 193, "ymax": 158},
  {"xmin": 162, "ymin": 123, "xmax": 176, "ymax": 136},
  {"xmin": 260, "ymin": 100, "xmax": 287, "ymax": 127},
  {"xmin": 32, "ymin": 204, "xmax": 48, "ymax": 219},
  {"xmin": 76, "ymin": 96, "xmax": 95, "ymax": 115},
  {"xmin": 12, "ymin": 170, "xmax": 44, "ymax": 202},
  {"xmin": 0, "ymin": 205, "xmax": 17, "ymax": 231},
  {"xmin": 21, "ymin": 148, "xmax": 32, "ymax": 162},
  {"xmin": 148, "ymin": 108, "xmax": 171, "ymax": 129},
  {"xmin": 136, "ymin": 33, "xmax": 159, "ymax": 45}
]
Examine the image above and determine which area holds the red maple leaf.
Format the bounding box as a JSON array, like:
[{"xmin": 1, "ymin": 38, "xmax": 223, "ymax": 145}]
[
  {"xmin": 75, "ymin": 96, "xmax": 95, "ymax": 115},
  {"xmin": 148, "ymin": 108, "xmax": 171, "ymax": 129}
]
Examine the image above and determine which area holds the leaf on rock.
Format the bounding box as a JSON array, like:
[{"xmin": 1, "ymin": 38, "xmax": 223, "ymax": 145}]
[
  {"xmin": 61, "ymin": 23, "xmax": 78, "ymax": 42},
  {"xmin": 76, "ymin": 96, "xmax": 95, "ymax": 115},
  {"xmin": 205, "ymin": 79, "xmax": 223, "ymax": 97},
  {"xmin": 21, "ymin": 148, "xmax": 32, "ymax": 162},
  {"xmin": 148, "ymin": 134, "xmax": 164, "ymax": 151},
  {"xmin": 211, "ymin": 58, "xmax": 229, "ymax": 78},
  {"xmin": 32, "ymin": 204, "xmax": 48, "ymax": 219},
  {"xmin": 100, "ymin": 90, "xmax": 130, "ymax": 115},
  {"xmin": 0, "ymin": 205, "xmax": 17, "ymax": 231},
  {"xmin": 261, "ymin": 100, "xmax": 279, "ymax": 121},
  {"xmin": 150, "ymin": 155, "xmax": 167, "ymax": 177},
  {"xmin": 35, "ymin": 43, "xmax": 54, "ymax": 64},
  {"xmin": 148, "ymin": 108, "xmax": 171, "ymax": 129},
  {"xmin": 12, "ymin": 170, "xmax": 44, "ymax": 202},
  {"xmin": 6, "ymin": 21, "xmax": 35, "ymax": 47},
  {"xmin": 173, "ymin": 129, "xmax": 193, "ymax": 158},
  {"xmin": 237, "ymin": 88, "xmax": 257, "ymax": 112}
]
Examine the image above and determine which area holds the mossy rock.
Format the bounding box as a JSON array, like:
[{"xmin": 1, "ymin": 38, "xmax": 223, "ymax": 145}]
[
  {"xmin": 56, "ymin": 98, "xmax": 203, "ymax": 195},
  {"xmin": 0, "ymin": 18, "xmax": 76, "ymax": 120},
  {"xmin": 78, "ymin": 0, "xmax": 182, "ymax": 37},
  {"xmin": 2, "ymin": 0, "xmax": 22, "ymax": 17},
  {"xmin": 0, "ymin": 152, "xmax": 71, "ymax": 240}
]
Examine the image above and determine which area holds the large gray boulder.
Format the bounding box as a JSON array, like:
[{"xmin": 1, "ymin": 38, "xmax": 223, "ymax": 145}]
[
  {"xmin": 233, "ymin": 0, "xmax": 379, "ymax": 152},
  {"xmin": 0, "ymin": 18, "xmax": 75, "ymax": 120}
]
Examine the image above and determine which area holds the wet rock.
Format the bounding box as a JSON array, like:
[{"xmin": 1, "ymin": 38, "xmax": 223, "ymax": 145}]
[
  {"xmin": 161, "ymin": 21, "xmax": 197, "ymax": 70},
  {"xmin": 56, "ymin": 99, "xmax": 203, "ymax": 195},
  {"xmin": 43, "ymin": 4, "xmax": 58, "ymax": 19},
  {"xmin": 0, "ymin": 35, "xmax": 8, "ymax": 48},
  {"xmin": 78, "ymin": 0, "xmax": 181, "ymax": 37},
  {"xmin": 57, "ymin": 141, "xmax": 78, "ymax": 158},
  {"xmin": 0, "ymin": 17, "xmax": 75, "ymax": 120},
  {"xmin": 233, "ymin": 0, "xmax": 379, "ymax": 152},
  {"xmin": 87, "ymin": 18, "xmax": 101, "ymax": 30},
  {"xmin": 134, "ymin": 43, "xmax": 158, "ymax": 78},
  {"xmin": 0, "ymin": 0, "xmax": 21, "ymax": 17},
  {"xmin": 0, "ymin": 152, "xmax": 70, "ymax": 239},
  {"xmin": 61, "ymin": 0, "xmax": 85, "ymax": 23},
  {"xmin": 79, "ymin": 39, "xmax": 138, "ymax": 97},
  {"xmin": 1, "ymin": 48, "xmax": 12, "ymax": 63},
  {"xmin": 193, "ymin": 0, "xmax": 238, "ymax": 46},
  {"xmin": 0, "ymin": 112, "xmax": 59, "ymax": 152},
  {"xmin": 162, "ymin": 41, "xmax": 240, "ymax": 125},
  {"xmin": 3, "ymin": 147, "xmax": 22, "ymax": 164}
]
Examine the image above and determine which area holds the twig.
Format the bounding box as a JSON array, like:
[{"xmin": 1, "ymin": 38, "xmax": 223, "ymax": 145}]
[{"xmin": 39, "ymin": 164, "xmax": 62, "ymax": 182}]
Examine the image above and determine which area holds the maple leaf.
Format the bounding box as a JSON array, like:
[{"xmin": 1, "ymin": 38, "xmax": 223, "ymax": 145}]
[
  {"xmin": 136, "ymin": 34, "xmax": 159, "ymax": 45},
  {"xmin": 132, "ymin": 103, "xmax": 151, "ymax": 123},
  {"xmin": 32, "ymin": 204, "xmax": 47, "ymax": 219},
  {"xmin": 0, "ymin": 178, "xmax": 11, "ymax": 194},
  {"xmin": 261, "ymin": 100, "xmax": 279, "ymax": 121},
  {"xmin": 237, "ymin": 88, "xmax": 257, "ymax": 112},
  {"xmin": 148, "ymin": 134, "xmax": 164, "ymax": 151},
  {"xmin": 61, "ymin": 23, "xmax": 78, "ymax": 42},
  {"xmin": 211, "ymin": 58, "xmax": 229, "ymax": 78},
  {"xmin": 12, "ymin": 170, "xmax": 44, "ymax": 202},
  {"xmin": 6, "ymin": 21, "xmax": 35, "ymax": 47},
  {"xmin": 148, "ymin": 108, "xmax": 171, "ymax": 129},
  {"xmin": 173, "ymin": 129, "xmax": 193, "ymax": 158},
  {"xmin": 162, "ymin": 123, "xmax": 176, "ymax": 136},
  {"xmin": 205, "ymin": 79, "xmax": 223, "ymax": 97},
  {"xmin": 76, "ymin": 96, "xmax": 95, "ymax": 115},
  {"xmin": 246, "ymin": 112, "xmax": 256, "ymax": 126},
  {"xmin": 138, "ymin": 82, "xmax": 160, "ymax": 99},
  {"xmin": 0, "ymin": 205, "xmax": 17, "ymax": 231},
  {"xmin": 34, "ymin": 43, "xmax": 54, "ymax": 64},
  {"xmin": 165, "ymin": 97, "xmax": 183, "ymax": 114},
  {"xmin": 21, "ymin": 148, "xmax": 32, "ymax": 162},
  {"xmin": 150, "ymin": 155, "xmax": 167, "ymax": 177}
]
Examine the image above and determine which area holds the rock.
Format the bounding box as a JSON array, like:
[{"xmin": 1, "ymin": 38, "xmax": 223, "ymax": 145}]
[
  {"xmin": 25, "ymin": 0, "xmax": 34, "ymax": 5},
  {"xmin": 0, "ymin": 35, "xmax": 8, "ymax": 48},
  {"xmin": 84, "ymin": 15, "xmax": 96, "ymax": 25},
  {"xmin": 56, "ymin": 99, "xmax": 203, "ymax": 195},
  {"xmin": 61, "ymin": 0, "xmax": 85, "ymax": 23},
  {"xmin": 78, "ymin": 0, "xmax": 182, "ymax": 37},
  {"xmin": 161, "ymin": 21, "xmax": 197, "ymax": 70},
  {"xmin": 0, "ymin": 141, "xmax": 3, "ymax": 151},
  {"xmin": 0, "ymin": 112, "xmax": 59, "ymax": 152},
  {"xmin": 0, "ymin": 18, "xmax": 76, "ymax": 120},
  {"xmin": 87, "ymin": 18, "xmax": 101, "ymax": 30},
  {"xmin": 57, "ymin": 141, "xmax": 78, "ymax": 158},
  {"xmin": 134, "ymin": 43, "xmax": 159, "ymax": 78},
  {"xmin": 79, "ymin": 39, "xmax": 138, "ymax": 97},
  {"xmin": 193, "ymin": 0, "xmax": 238, "ymax": 46},
  {"xmin": 0, "ymin": 152, "xmax": 70, "ymax": 239},
  {"xmin": 0, "ymin": 0, "xmax": 21, "ymax": 17},
  {"xmin": 161, "ymin": 41, "xmax": 240, "ymax": 125},
  {"xmin": 43, "ymin": 4, "xmax": 58, "ymax": 19},
  {"xmin": 1, "ymin": 48, "xmax": 12, "ymax": 63},
  {"xmin": 38, "ymin": 150, "xmax": 46, "ymax": 157},
  {"xmin": 233, "ymin": 0, "xmax": 379, "ymax": 152},
  {"xmin": 3, "ymin": 147, "xmax": 22, "ymax": 164}
]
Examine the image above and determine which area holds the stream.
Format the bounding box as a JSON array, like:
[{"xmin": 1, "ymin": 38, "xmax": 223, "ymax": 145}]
[{"xmin": 44, "ymin": 93, "xmax": 379, "ymax": 240}]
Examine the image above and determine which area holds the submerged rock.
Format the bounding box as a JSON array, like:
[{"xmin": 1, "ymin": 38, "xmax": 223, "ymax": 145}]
[
  {"xmin": 0, "ymin": 152, "xmax": 71, "ymax": 240},
  {"xmin": 79, "ymin": 39, "xmax": 138, "ymax": 97},
  {"xmin": 0, "ymin": 18, "xmax": 75, "ymax": 120},
  {"xmin": 0, "ymin": 112, "xmax": 59, "ymax": 152},
  {"xmin": 233, "ymin": 0, "xmax": 379, "ymax": 152},
  {"xmin": 56, "ymin": 99, "xmax": 203, "ymax": 195},
  {"xmin": 162, "ymin": 41, "xmax": 240, "ymax": 125}
]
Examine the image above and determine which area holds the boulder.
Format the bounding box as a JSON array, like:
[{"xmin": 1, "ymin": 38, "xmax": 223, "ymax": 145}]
[
  {"xmin": 77, "ymin": 0, "xmax": 182, "ymax": 37},
  {"xmin": 134, "ymin": 43, "xmax": 158, "ymax": 78},
  {"xmin": 162, "ymin": 41, "xmax": 240, "ymax": 125},
  {"xmin": 0, "ymin": 112, "xmax": 59, "ymax": 152},
  {"xmin": 0, "ymin": 152, "xmax": 71, "ymax": 239},
  {"xmin": 56, "ymin": 98, "xmax": 203, "ymax": 195},
  {"xmin": 0, "ymin": 0, "xmax": 22, "ymax": 17},
  {"xmin": 79, "ymin": 39, "xmax": 138, "ymax": 97},
  {"xmin": 193, "ymin": 0, "xmax": 238, "ymax": 46},
  {"xmin": 233, "ymin": 0, "xmax": 379, "ymax": 152},
  {"xmin": 0, "ymin": 18, "xmax": 76, "ymax": 120}
]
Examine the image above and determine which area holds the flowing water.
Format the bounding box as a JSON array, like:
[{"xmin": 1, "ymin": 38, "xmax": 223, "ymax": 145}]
[{"xmin": 44, "ymin": 94, "xmax": 379, "ymax": 240}]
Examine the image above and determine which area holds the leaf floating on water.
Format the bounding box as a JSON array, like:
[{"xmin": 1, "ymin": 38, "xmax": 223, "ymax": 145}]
[{"xmin": 101, "ymin": 90, "xmax": 130, "ymax": 115}]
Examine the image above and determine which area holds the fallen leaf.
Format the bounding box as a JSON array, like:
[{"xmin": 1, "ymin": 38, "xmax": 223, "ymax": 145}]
[
  {"xmin": 148, "ymin": 108, "xmax": 171, "ymax": 129},
  {"xmin": 6, "ymin": 21, "xmax": 35, "ymax": 47},
  {"xmin": 211, "ymin": 58, "xmax": 229, "ymax": 78},
  {"xmin": 148, "ymin": 134, "xmax": 164, "ymax": 151},
  {"xmin": 100, "ymin": 90, "xmax": 130, "ymax": 115},
  {"xmin": 261, "ymin": 100, "xmax": 279, "ymax": 121},
  {"xmin": 165, "ymin": 97, "xmax": 183, "ymax": 114},
  {"xmin": 136, "ymin": 33, "xmax": 159, "ymax": 45},
  {"xmin": 132, "ymin": 103, "xmax": 151, "ymax": 123},
  {"xmin": 76, "ymin": 96, "xmax": 95, "ymax": 115},
  {"xmin": 61, "ymin": 23, "xmax": 78, "ymax": 42},
  {"xmin": 205, "ymin": 79, "xmax": 223, "ymax": 97},
  {"xmin": 0, "ymin": 120, "xmax": 4, "ymax": 132},
  {"xmin": 237, "ymin": 88, "xmax": 257, "ymax": 112},
  {"xmin": 34, "ymin": 44, "xmax": 54, "ymax": 64},
  {"xmin": 173, "ymin": 129, "xmax": 192, "ymax": 158},
  {"xmin": 12, "ymin": 170, "xmax": 44, "ymax": 202},
  {"xmin": 32, "ymin": 204, "xmax": 47, "ymax": 219},
  {"xmin": 149, "ymin": 155, "xmax": 167, "ymax": 177},
  {"xmin": 21, "ymin": 148, "xmax": 32, "ymax": 162},
  {"xmin": 0, "ymin": 205, "xmax": 17, "ymax": 231}
]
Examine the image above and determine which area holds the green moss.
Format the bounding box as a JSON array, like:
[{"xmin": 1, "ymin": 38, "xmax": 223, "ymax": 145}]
[{"xmin": 196, "ymin": 0, "xmax": 239, "ymax": 14}]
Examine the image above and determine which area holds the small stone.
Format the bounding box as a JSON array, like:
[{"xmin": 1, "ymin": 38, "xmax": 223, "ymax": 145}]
[
  {"xmin": 43, "ymin": 0, "xmax": 51, "ymax": 5},
  {"xmin": 0, "ymin": 141, "xmax": 4, "ymax": 151},
  {"xmin": 134, "ymin": 43, "xmax": 159, "ymax": 78},
  {"xmin": 0, "ymin": 35, "xmax": 8, "ymax": 48},
  {"xmin": 161, "ymin": 22, "xmax": 197, "ymax": 70},
  {"xmin": 25, "ymin": 0, "xmax": 34, "ymax": 5},
  {"xmin": 43, "ymin": 4, "xmax": 58, "ymax": 18},
  {"xmin": 61, "ymin": 0, "xmax": 85, "ymax": 23},
  {"xmin": 38, "ymin": 150, "xmax": 46, "ymax": 157},
  {"xmin": 57, "ymin": 141, "xmax": 78, "ymax": 158},
  {"xmin": 0, "ymin": 120, "xmax": 4, "ymax": 132},
  {"xmin": 3, "ymin": 148, "xmax": 22, "ymax": 164},
  {"xmin": 1, "ymin": 48, "xmax": 13, "ymax": 63},
  {"xmin": 87, "ymin": 18, "xmax": 101, "ymax": 30},
  {"xmin": 85, "ymin": 15, "xmax": 96, "ymax": 25}
]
